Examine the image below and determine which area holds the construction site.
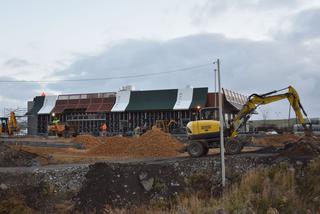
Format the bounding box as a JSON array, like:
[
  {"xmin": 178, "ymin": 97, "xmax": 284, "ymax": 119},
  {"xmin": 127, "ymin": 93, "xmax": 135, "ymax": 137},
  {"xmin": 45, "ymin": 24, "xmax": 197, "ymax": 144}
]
[
  {"xmin": 0, "ymin": 78, "xmax": 319, "ymax": 213},
  {"xmin": 1, "ymin": 1, "xmax": 320, "ymax": 212}
]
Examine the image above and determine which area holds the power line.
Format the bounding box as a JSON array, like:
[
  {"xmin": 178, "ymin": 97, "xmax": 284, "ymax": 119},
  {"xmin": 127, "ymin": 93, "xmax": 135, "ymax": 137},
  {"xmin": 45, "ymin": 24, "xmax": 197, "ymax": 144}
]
[{"xmin": 0, "ymin": 63, "xmax": 211, "ymax": 83}]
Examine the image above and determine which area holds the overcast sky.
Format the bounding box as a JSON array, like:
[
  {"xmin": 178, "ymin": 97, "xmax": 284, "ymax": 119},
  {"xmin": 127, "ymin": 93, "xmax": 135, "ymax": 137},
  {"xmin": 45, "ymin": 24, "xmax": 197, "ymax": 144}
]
[{"xmin": 0, "ymin": 0, "xmax": 320, "ymax": 119}]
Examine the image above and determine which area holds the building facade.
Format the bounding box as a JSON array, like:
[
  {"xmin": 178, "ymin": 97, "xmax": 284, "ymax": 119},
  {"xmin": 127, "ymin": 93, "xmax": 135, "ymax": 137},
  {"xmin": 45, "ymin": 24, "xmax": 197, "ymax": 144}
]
[{"xmin": 26, "ymin": 87, "xmax": 247, "ymax": 136}]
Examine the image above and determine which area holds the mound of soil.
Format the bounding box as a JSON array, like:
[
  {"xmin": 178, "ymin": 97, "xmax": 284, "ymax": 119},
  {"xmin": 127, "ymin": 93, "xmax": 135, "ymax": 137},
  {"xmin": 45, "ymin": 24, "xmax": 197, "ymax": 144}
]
[
  {"xmin": 87, "ymin": 129, "xmax": 184, "ymax": 158},
  {"xmin": 72, "ymin": 135, "xmax": 102, "ymax": 149},
  {"xmin": 0, "ymin": 144, "xmax": 39, "ymax": 167},
  {"xmin": 252, "ymin": 134, "xmax": 300, "ymax": 147},
  {"xmin": 279, "ymin": 136, "xmax": 320, "ymax": 158}
]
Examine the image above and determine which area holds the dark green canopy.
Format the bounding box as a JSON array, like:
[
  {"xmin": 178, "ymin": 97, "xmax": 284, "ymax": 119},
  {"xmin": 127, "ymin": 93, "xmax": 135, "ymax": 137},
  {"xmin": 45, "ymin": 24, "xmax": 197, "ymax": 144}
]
[
  {"xmin": 125, "ymin": 89, "xmax": 178, "ymax": 111},
  {"xmin": 190, "ymin": 87, "xmax": 208, "ymax": 109},
  {"xmin": 25, "ymin": 96, "xmax": 45, "ymax": 115}
]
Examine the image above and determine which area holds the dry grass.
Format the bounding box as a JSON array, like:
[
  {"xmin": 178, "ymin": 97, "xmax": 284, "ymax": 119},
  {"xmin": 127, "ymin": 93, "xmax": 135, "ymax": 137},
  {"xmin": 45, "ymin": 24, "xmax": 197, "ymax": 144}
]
[{"xmin": 117, "ymin": 159, "xmax": 320, "ymax": 214}]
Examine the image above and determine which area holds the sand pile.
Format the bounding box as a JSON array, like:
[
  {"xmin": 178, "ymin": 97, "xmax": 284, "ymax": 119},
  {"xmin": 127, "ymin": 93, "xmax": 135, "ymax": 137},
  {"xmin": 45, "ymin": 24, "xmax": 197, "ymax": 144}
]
[
  {"xmin": 252, "ymin": 134, "xmax": 300, "ymax": 147},
  {"xmin": 73, "ymin": 135, "xmax": 102, "ymax": 149},
  {"xmin": 87, "ymin": 129, "xmax": 184, "ymax": 158},
  {"xmin": 279, "ymin": 136, "xmax": 320, "ymax": 158}
]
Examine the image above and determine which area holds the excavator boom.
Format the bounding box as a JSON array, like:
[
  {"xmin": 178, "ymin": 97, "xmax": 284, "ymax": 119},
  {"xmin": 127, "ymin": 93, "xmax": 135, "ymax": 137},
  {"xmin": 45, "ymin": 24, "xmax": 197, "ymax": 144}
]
[{"xmin": 230, "ymin": 86, "xmax": 310, "ymax": 138}]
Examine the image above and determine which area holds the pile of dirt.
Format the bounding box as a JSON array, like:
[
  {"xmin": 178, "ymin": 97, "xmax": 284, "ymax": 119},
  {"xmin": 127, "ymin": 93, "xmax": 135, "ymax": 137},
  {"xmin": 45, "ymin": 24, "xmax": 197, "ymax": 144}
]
[
  {"xmin": 72, "ymin": 135, "xmax": 102, "ymax": 149},
  {"xmin": 0, "ymin": 144, "xmax": 39, "ymax": 167},
  {"xmin": 252, "ymin": 134, "xmax": 300, "ymax": 147},
  {"xmin": 87, "ymin": 129, "xmax": 184, "ymax": 158},
  {"xmin": 279, "ymin": 136, "xmax": 320, "ymax": 158}
]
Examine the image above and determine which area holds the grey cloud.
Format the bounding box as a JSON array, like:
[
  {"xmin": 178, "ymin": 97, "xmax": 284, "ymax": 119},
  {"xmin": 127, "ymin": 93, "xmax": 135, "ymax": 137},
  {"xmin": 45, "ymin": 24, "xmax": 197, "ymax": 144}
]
[
  {"xmin": 0, "ymin": 76, "xmax": 41, "ymax": 109},
  {"xmin": 47, "ymin": 33, "xmax": 320, "ymax": 117},
  {"xmin": 4, "ymin": 58, "xmax": 31, "ymax": 68},
  {"xmin": 192, "ymin": 0, "xmax": 301, "ymax": 24},
  {"xmin": 277, "ymin": 8, "xmax": 320, "ymax": 41},
  {"xmin": 199, "ymin": 0, "xmax": 300, "ymax": 12}
]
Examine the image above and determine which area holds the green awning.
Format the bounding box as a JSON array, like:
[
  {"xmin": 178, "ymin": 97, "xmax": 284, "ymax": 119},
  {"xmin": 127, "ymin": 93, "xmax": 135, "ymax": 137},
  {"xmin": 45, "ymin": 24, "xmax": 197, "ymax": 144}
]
[
  {"xmin": 26, "ymin": 96, "xmax": 45, "ymax": 115},
  {"xmin": 190, "ymin": 87, "xmax": 208, "ymax": 109},
  {"xmin": 125, "ymin": 89, "xmax": 178, "ymax": 111}
]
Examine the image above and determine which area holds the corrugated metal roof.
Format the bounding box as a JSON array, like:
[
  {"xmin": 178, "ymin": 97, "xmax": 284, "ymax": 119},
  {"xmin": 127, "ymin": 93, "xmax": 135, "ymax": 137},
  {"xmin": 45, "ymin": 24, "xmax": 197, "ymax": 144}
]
[
  {"xmin": 38, "ymin": 95, "xmax": 58, "ymax": 114},
  {"xmin": 125, "ymin": 89, "xmax": 178, "ymax": 111},
  {"xmin": 111, "ymin": 90, "xmax": 131, "ymax": 112},
  {"xmin": 57, "ymin": 92, "xmax": 116, "ymax": 100},
  {"xmin": 33, "ymin": 87, "xmax": 247, "ymax": 114},
  {"xmin": 173, "ymin": 87, "xmax": 194, "ymax": 110},
  {"xmin": 51, "ymin": 100, "xmax": 68, "ymax": 114},
  {"xmin": 86, "ymin": 97, "xmax": 115, "ymax": 113},
  {"xmin": 223, "ymin": 88, "xmax": 247, "ymax": 110},
  {"xmin": 64, "ymin": 99, "xmax": 80, "ymax": 110}
]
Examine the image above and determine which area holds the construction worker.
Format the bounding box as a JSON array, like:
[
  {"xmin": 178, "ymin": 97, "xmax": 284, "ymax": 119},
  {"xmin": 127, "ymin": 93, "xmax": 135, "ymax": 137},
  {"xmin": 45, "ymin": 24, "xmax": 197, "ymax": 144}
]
[
  {"xmin": 133, "ymin": 126, "xmax": 141, "ymax": 136},
  {"xmin": 142, "ymin": 122, "xmax": 148, "ymax": 134},
  {"xmin": 52, "ymin": 117, "xmax": 60, "ymax": 125},
  {"xmin": 100, "ymin": 123, "xmax": 107, "ymax": 136}
]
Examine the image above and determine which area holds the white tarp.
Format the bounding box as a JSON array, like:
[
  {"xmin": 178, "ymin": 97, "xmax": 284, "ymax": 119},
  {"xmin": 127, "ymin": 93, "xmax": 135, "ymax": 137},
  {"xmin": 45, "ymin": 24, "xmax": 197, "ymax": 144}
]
[
  {"xmin": 111, "ymin": 90, "xmax": 131, "ymax": 112},
  {"xmin": 38, "ymin": 95, "xmax": 58, "ymax": 114},
  {"xmin": 173, "ymin": 88, "xmax": 194, "ymax": 110}
]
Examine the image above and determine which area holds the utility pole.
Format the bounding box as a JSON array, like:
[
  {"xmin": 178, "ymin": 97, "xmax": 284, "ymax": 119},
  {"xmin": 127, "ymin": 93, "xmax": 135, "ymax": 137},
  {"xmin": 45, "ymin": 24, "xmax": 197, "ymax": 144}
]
[{"xmin": 215, "ymin": 59, "xmax": 226, "ymax": 187}]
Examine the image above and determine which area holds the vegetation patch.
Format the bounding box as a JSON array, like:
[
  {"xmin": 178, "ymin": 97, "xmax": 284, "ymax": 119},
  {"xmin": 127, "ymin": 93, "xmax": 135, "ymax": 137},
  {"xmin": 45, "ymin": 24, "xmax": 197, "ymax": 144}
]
[{"xmin": 117, "ymin": 159, "xmax": 320, "ymax": 213}]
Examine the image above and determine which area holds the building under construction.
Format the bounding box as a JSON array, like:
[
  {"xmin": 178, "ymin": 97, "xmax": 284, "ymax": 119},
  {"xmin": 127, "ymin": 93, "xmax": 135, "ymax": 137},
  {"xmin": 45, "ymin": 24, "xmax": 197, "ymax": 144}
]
[{"xmin": 26, "ymin": 86, "xmax": 247, "ymax": 136}]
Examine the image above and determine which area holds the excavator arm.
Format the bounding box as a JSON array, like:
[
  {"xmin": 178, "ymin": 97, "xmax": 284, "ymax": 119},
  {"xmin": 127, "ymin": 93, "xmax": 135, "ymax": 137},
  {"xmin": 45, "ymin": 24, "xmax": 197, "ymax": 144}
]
[{"xmin": 230, "ymin": 86, "xmax": 310, "ymax": 138}]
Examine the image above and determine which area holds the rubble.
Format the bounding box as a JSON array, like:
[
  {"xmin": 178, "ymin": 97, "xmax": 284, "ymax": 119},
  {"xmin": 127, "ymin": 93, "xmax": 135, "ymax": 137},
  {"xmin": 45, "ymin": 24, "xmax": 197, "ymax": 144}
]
[
  {"xmin": 74, "ymin": 154, "xmax": 275, "ymax": 211},
  {"xmin": 140, "ymin": 177, "xmax": 154, "ymax": 191},
  {"xmin": 279, "ymin": 136, "xmax": 320, "ymax": 158}
]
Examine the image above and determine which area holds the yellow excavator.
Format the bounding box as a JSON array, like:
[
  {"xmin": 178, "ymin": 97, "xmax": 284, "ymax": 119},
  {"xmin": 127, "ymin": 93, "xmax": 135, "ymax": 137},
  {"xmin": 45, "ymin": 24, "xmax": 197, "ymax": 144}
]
[
  {"xmin": 0, "ymin": 112, "xmax": 19, "ymax": 136},
  {"xmin": 186, "ymin": 86, "xmax": 311, "ymax": 157}
]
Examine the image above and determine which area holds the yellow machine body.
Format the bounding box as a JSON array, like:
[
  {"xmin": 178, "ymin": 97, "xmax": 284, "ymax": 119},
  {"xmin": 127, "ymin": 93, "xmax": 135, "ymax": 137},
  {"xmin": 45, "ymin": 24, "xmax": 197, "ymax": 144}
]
[
  {"xmin": 0, "ymin": 112, "xmax": 18, "ymax": 136},
  {"xmin": 186, "ymin": 120, "xmax": 220, "ymax": 140}
]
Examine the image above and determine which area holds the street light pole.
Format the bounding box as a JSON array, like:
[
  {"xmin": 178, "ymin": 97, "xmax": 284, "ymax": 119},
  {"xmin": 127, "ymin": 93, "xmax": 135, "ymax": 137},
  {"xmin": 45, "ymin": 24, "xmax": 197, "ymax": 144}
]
[{"xmin": 215, "ymin": 59, "xmax": 226, "ymax": 187}]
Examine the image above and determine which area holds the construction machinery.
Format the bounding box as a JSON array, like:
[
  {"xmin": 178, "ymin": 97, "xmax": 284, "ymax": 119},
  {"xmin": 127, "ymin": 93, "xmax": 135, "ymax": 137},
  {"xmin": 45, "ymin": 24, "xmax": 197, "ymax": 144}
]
[
  {"xmin": 155, "ymin": 120, "xmax": 178, "ymax": 133},
  {"xmin": 48, "ymin": 118, "xmax": 78, "ymax": 138},
  {"xmin": 186, "ymin": 86, "xmax": 311, "ymax": 157},
  {"xmin": 0, "ymin": 112, "xmax": 19, "ymax": 136}
]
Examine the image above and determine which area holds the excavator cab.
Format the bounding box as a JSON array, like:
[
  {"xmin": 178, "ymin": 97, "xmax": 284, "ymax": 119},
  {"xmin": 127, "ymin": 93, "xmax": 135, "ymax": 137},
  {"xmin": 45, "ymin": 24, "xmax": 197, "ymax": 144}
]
[
  {"xmin": 200, "ymin": 107, "xmax": 220, "ymax": 120},
  {"xmin": 0, "ymin": 117, "xmax": 8, "ymax": 135}
]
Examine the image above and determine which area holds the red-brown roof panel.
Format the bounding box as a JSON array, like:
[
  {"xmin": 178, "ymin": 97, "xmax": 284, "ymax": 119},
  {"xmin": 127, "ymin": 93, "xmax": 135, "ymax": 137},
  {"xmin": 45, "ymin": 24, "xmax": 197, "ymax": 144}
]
[
  {"xmin": 206, "ymin": 93, "xmax": 219, "ymax": 108},
  {"xmin": 86, "ymin": 104, "xmax": 102, "ymax": 113},
  {"xmin": 52, "ymin": 105, "xmax": 66, "ymax": 114},
  {"xmin": 64, "ymin": 99, "xmax": 80, "ymax": 110},
  {"xmin": 51, "ymin": 100, "xmax": 68, "ymax": 114},
  {"xmin": 97, "ymin": 103, "xmax": 114, "ymax": 112},
  {"xmin": 51, "ymin": 96, "xmax": 115, "ymax": 113}
]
